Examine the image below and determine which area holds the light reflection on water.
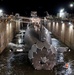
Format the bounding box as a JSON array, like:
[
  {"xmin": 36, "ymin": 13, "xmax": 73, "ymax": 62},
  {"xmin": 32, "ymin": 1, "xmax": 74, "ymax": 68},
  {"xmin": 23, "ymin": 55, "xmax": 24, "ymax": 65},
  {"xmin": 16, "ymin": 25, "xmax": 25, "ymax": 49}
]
[
  {"xmin": 52, "ymin": 38, "xmax": 74, "ymax": 75},
  {"xmin": 0, "ymin": 36, "xmax": 74, "ymax": 75}
]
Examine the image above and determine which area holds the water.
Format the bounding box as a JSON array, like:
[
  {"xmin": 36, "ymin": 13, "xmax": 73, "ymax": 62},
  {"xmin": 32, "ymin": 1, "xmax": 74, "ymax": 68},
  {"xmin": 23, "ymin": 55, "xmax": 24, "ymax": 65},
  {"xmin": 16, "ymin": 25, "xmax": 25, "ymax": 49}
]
[
  {"xmin": 52, "ymin": 37, "xmax": 74, "ymax": 75},
  {"xmin": 0, "ymin": 36, "xmax": 74, "ymax": 75}
]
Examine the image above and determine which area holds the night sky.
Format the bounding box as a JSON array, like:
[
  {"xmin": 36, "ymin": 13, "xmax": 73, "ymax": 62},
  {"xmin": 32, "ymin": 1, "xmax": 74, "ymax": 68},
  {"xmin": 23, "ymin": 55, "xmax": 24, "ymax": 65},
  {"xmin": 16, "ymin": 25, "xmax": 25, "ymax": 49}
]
[{"xmin": 0, "ymin": 0, "xmax": 73, "ymax": 16}]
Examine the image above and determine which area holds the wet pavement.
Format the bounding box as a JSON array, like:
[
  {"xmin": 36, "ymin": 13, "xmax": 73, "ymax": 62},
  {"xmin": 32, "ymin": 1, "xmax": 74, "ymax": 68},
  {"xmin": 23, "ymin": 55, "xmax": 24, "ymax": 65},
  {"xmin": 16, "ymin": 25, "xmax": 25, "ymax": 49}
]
[{"xmin": 0, "ymin": 35, "xmax": 74, "ymax": 75}]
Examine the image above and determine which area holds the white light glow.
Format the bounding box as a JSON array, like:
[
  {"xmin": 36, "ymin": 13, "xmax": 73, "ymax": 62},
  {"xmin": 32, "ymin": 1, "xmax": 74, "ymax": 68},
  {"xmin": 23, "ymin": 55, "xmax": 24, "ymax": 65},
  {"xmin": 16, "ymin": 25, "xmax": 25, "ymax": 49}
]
[
  {"xmin": 53, "ymin": 22, "xmax": 55, "ymax": 31},
  {"xmin": 10, "ymin": 23, "xmax": 12, "ymax": 29},
  {"xmin": 0, "ymin": 9, "xmax": 3, "ymax": 16},
  {"xmin": 56, "ymin": 22, "xmax": 59, "ymax": 31},
  {"xmin": 7, "ymin": 23, "xmax": 9, "ymax": 26},
  {"xmin": 69, "ymin": 24, "xmax": 73, "ymax": 42},
  {"xmin": 69, "ymin": 22, "xmax": 71, "ymax": 25},
  {"xmin": 59, "ymin": 8, "xmax": 65, "ymax": 18},
  {"xmin": 17, "ymin": 49, "xmax": 23, "ymax": 52},
  {"xmin": 53, "ymin": 22, "xmax": 55, "ymax": 25},
  {"xmin": 48, "ymin": 22, "xmax": 51, "ymax": 26},
  {"xmin": 0, "ymin": 9, "xmax": 3, "ymax": 13},
  {"xmin": 69, "ymin": 49, "xmax": 71, "ymax": 52},
  {"xmin": 61, "ymin": 23, "xmax": 65, "ymax": 34},
  {"xmin": 6, "ymin": 23, "xmax": 9, "ymax": 31},
  {"xmin": 18, "ymin": 38, "xmax": 22, "ymax": 44},
  {"xmin": 68, "ymin": 22, "xmax": 73, "ymax": 26},
  {"xmin": 31, "ymin": 18, "xmax": 40, "ymax": 24},
  {"xmin": 70, "ymin": 4, "xmax": 73, "ymax": 7},
  {"xmin": 69, "ymin": 25, "xmax": 73, "ymax": 33},
  {"xmin": 59, "ymin": 12, "xmax": 64, "ymax": 18},
  {"xmin": 60, "ymin": 8, "xmax": 64, "ymax": 13}
]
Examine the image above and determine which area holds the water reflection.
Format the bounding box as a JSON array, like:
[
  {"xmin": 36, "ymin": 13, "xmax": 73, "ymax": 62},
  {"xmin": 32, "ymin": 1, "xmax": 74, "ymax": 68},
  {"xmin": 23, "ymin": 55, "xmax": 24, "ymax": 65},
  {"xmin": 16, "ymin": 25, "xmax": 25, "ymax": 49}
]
[
  {"xmin": 0, "ymin": 36, "xmax": 74, "ymax": 75},
  {"xmin": 51, "ymin": 38, "xmax": 74, "ymax": 75},
  {"xmin": 55, "ymin": 60, "xmax": 74, "ymax": 75}
]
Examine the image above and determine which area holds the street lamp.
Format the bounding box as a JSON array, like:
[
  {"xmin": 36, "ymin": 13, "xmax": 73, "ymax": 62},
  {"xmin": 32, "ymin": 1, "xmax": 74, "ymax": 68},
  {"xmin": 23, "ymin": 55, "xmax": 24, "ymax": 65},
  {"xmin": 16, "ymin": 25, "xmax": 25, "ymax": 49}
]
[
  {"xmin": 60, "ymin": 8, "xmax": 64, "ymax": 13},
  {"xmin": 69, "ymin": 3, "xmax": 74, "ymax": 14},
  {"xmin": 59, "ymin": 8, "xmax": 65, "ymax": 18},
  {"xmin": 0, "ymin": 9, "xmax": 3, "ymax": 17},
  {"xmin": 0, "ymin": 9, "xmax": 3, "ymax": 13},
  {"xmin": 70, "ymin": 3, "xmax": 73, "ymax": 8}
]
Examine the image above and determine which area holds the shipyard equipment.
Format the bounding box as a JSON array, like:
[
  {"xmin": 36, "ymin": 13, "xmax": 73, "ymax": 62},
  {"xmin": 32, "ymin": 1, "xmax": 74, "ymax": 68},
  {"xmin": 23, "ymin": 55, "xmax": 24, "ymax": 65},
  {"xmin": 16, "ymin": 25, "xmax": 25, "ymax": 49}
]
[
  {"xmin": 9, "ymin": 11, "xmax": 68, "ymax": 70},
  {"xmin": 24, "ymin": 15, "xmax": 68, "ymax": 70}
]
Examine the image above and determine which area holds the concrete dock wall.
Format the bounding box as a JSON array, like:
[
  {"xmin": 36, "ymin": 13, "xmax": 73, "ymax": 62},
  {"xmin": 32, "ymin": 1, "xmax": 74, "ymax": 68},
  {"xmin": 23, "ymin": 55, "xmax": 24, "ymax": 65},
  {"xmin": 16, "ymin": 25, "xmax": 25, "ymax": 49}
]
[
  {"xmin": 47, "ymin": 21, "xmax": 74, "ymax": 50},
  {"xmin": 0, "ymin": 20, "xmax": 18, "ymax": 53}
]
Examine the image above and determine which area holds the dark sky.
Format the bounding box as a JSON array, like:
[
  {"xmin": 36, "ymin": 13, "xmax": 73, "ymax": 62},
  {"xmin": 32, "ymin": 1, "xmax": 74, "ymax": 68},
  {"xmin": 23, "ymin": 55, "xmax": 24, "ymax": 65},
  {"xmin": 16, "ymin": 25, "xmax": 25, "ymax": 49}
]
[{"xmin": 0, "ymin": 0, "xmax": 73, "ymax": 16}]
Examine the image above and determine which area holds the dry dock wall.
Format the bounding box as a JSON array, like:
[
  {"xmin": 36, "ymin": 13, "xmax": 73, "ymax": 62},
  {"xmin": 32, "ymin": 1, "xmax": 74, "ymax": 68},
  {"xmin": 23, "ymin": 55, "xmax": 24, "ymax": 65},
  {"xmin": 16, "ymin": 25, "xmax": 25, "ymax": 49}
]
[
  {"xmin": 47, "ymin": 21, "xmax": 74, "ymax": 50},
  {"xmin": 0, "ymin": 20, "xmax": 19, "ymax": 53}
]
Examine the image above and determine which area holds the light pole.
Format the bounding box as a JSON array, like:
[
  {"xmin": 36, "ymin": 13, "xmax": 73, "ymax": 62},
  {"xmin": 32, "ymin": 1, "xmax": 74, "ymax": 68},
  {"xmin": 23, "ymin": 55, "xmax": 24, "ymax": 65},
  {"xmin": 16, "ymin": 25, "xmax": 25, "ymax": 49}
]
[{"xmin": 69, "ymin": 3, "xmax": 74, "ymax": 15}]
